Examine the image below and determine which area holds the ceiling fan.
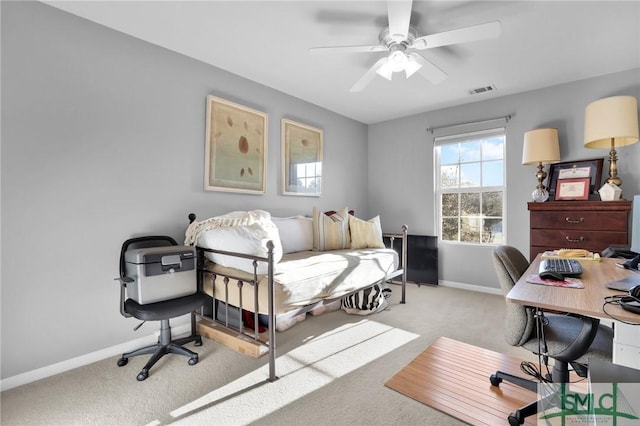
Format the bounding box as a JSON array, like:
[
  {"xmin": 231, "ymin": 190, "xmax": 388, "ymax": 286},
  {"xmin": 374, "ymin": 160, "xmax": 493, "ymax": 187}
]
[{"xmin": 309, "ymin": 1, "xmax": 501, "ymax": 92}]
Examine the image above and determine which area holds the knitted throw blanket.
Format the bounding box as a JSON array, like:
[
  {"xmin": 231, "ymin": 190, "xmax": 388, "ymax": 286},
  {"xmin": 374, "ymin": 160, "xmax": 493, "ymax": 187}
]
[{"xmin": 184, "ymin": 210, "xmax": 271, "ymax": 246}]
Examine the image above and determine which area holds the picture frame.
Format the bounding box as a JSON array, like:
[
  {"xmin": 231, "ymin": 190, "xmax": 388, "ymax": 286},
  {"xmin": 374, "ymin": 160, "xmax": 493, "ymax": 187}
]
[
  {"xmin": 281, "ymin": 119, "xmax": 323, "ymax": 197},
  {"xmin": 555, "ymin": 177, "xmax": 591, "ymax": 200},
  {"xmin": 204, "ymin": 95, "xmax": 268, "ymax": 194},
  {"xmin": 547, "ymin": 158, "xmax": 604, "ymax": 200}
]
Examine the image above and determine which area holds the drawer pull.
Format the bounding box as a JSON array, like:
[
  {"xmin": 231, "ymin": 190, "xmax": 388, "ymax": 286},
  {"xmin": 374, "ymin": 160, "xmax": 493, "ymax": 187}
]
[
  {"xmin": 565, "ymin": 217, "xmax": 585, "ymax": 224},
  {"xmin": 565, "ymin": 236, "xmax": 585, "ymax": 243}
]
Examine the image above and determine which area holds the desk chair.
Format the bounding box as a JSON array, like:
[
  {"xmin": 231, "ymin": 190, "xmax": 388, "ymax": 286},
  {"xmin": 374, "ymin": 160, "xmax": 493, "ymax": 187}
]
[
  {"xmin": 116, "ymin": 236, "xmax": 206, "ymax": 381},
  {"xmin": 489, "ymin": 245, "xmax": 613, "ymax": 425}
]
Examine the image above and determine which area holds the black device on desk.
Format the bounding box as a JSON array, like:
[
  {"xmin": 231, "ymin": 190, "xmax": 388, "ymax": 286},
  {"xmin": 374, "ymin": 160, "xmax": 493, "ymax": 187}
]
[
  {"xmin": 601, "ymin": 245, "xmax": 638, "ymax": 259},
  {"xmin": 539, "ymin": 258, "xmax": 583, "ymax": 277},
  {"xmin": 619, "ymin": 254, "xmax": 640, "ymax": 271},
  {"xmin": 619, "ymin": 285, "xmax": 640, "ymax": 314}
]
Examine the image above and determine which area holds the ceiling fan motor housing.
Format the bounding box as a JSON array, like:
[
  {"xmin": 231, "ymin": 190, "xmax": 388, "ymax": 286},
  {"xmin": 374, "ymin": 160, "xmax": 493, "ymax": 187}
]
[{"xmin": 379, "ymin": 25, "xmax": 418, "ymax": 49}]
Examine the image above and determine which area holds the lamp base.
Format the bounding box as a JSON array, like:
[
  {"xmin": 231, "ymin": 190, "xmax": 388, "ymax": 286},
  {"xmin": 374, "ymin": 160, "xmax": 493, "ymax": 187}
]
[{"xmin": 532, "ymin": 188, "xmax": 549, "ymax": 203}]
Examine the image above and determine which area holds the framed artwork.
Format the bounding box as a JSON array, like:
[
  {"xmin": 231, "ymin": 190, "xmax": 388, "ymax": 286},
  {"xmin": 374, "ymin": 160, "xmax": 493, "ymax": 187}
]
[
  {"xmin": 281, "ymin": 119, "xmax": 323, "ymax": 197},
  {"xmin": 548, "ymin": 158, "xmax": 603, "ymax": 200},
  {"xmin": 555, "ymin": 177, "xmax": 591, "ymax": 200},
  {"xmin": 204, "ymin": 95, "xmax": 268, "ymax": 194}
]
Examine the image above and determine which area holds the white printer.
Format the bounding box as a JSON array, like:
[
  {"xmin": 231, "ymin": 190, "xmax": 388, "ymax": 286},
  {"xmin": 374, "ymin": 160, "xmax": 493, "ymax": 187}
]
[{"xmin": 124, "ymin": 245, "xmax": 196, "ymax": 304}]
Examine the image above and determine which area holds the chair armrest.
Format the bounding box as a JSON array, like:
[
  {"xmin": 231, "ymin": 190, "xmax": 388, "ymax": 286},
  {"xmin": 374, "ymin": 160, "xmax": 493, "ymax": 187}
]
[{"xmin": 114, "ymin": 276, "xmax": 135, "ymax": 318}]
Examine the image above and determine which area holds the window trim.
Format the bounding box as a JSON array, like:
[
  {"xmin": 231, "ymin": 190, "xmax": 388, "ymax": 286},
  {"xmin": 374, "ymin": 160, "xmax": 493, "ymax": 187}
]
[{"xmin": 434, "ymin": 127, "xmax": 506, "ymax": 246}]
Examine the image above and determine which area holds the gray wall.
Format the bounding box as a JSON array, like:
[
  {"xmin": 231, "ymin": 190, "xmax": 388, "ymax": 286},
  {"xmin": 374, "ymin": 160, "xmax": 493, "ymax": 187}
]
[
  {"xmin": 1, "ymin": 2, "xmax": 368, "ymax": 379},
  {"xmin": 369, "ymin": 69, "xmax": 640, "ymax": 288}
]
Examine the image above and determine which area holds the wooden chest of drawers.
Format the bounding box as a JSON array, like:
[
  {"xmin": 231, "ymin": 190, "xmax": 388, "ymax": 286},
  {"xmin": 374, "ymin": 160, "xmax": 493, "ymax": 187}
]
[{"xmin": 528, "ymin": 200, "xmax": 631, "ymax": 261}]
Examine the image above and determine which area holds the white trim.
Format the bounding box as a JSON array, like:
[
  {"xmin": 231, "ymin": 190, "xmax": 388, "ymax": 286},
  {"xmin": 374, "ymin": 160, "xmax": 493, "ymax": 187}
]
[
  {"xmin": 438, "ymin": 280, "xmax": 502, "ymax": 296},
  {"xmin": 433, "ymin": 128, "xmax": 507, "ymax": 245},
  {"xmin": 0, "ymin": 323, "xmax": 192, "ymax": 391}
]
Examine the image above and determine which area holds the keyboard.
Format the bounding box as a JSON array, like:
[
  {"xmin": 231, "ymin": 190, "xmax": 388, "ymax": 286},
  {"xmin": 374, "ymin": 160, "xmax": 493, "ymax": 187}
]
[{"xmin": 539, "ymin": 258, "xmax": 583, "ymax": 277}]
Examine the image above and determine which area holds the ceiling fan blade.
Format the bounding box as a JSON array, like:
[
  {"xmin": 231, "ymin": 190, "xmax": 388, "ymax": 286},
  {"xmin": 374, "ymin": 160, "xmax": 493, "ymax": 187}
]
[
  {"xmin": 409, "ymin": 52, "xmax": 447, "ymax": 84},
  {"xmin": 387, "ymin": 0, "xmax": 413, "ymax": 41},
  {"xmin": 350, "ymin": 57, "xmax": 389, "ymax": 92},
  {"xmin": 309, "ymin": 45, "xmax": 387, "ymax": 55},
  {"xmin": 412, "ymin": 21, "xmax": 501, "ymax": 50}
]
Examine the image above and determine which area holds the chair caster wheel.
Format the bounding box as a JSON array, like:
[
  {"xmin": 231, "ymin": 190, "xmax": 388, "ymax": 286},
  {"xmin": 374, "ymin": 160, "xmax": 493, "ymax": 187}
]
[
  {"xmin": 188, "ymin": 357, "xmax": 198, "ymax": 366},
  {"xmin": 117, "ymin": 357, "xmax": 128, "ymax": 367},
  {"xmin": 490, "ymin": 374, "xmax": 502, "ymax": 387},
  {"xmin": 195, "ymin": 337, "xmax": 203, "ymax": 346},
  {"xmin": 136, "ymin": 370, "xmax": 148, "ymax": 381},
  {"xmin": 508, "ymin": 413, "xmax": 523, "ymax": 426}
]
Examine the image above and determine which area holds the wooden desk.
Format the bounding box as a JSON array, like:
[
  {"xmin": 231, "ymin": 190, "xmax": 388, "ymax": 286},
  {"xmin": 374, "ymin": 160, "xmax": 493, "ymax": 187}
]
[
  {"xmin": 508, "ymin": 256, "xmax": 639, "ymax": 323},
  {"xmin": 508, "ymin": 256, "xmax": 640, "ymax": 368}
]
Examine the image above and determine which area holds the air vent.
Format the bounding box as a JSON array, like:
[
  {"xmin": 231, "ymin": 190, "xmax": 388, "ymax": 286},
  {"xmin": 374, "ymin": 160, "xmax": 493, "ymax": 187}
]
[{"xmin": 468, "ymin": 85, "xmax": 496, "ymax": 95}]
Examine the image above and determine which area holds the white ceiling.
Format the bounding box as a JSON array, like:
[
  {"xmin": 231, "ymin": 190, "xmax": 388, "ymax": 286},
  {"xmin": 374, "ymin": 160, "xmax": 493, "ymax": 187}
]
[{"xmin": 45, "ymin": 1, "xmax": 640, "ymax": 124}]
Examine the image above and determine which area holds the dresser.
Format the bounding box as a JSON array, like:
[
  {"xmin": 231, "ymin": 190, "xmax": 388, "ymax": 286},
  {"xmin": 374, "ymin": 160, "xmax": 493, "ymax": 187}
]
[{"xmin": 528, "ymin": 200, "xmax": 631, "ymax": 261}]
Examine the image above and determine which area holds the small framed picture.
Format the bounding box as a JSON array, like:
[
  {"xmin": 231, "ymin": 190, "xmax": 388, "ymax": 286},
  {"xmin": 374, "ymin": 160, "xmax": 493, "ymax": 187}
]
[
  {"xmin": 281, "ymin": 119, "xmax": 323, "ymax": 197},
  {"xmin": 548, "ymin": 158, "xmax": 604, "ymax": 199},
  {"xmin": 555, "ymin": 177, "xmax": 591, "ymax": 200}
]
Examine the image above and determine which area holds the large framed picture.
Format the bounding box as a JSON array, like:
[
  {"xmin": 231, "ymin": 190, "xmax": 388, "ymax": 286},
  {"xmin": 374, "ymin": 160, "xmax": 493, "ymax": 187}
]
[
  {"xmin": 555, "ymin": 177, "xmax": 591, "ymax": 200},
  {"xmin": 204, "ymin": 95, "xmax": 268, "ymax": 194},
  {"xmin": 548, "ymin": 158, "xmax": 603, "ymax": 200},
  {"xmin": 281, "ymin": 119, "xmax": 323, "ymax": 197}
]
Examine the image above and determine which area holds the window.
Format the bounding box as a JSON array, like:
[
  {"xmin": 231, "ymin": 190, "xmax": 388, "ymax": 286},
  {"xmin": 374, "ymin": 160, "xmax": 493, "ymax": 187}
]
[{"xmin": 435, "ymin": 128, "xmax": 505, "ymax": 245}]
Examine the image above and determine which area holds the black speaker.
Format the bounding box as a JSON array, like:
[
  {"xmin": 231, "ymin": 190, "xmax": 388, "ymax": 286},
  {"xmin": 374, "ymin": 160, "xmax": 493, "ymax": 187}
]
[{"xmin": 620, "ymin": 285, "xmax": 640, "ymax": 314}]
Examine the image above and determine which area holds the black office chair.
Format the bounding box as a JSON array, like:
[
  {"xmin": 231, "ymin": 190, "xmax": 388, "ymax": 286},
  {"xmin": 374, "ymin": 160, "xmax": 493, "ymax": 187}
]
[
  {"xmin": 489, "ymin": 245, "xmax": 613, "ymax": 425},
  {"xmin": 115, "ymin": 236, "xmax": 206, "ymax": 381}
]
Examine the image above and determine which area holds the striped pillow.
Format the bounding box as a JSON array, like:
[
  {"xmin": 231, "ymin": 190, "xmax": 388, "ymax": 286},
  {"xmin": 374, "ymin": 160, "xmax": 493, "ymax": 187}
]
[
  {"xmin": 349, "ymin": 215, "xmax": 385, "ymax": 249},
  {"xmin": 312, "ymin": 207, "xmax": 350, "ymax": 251}
]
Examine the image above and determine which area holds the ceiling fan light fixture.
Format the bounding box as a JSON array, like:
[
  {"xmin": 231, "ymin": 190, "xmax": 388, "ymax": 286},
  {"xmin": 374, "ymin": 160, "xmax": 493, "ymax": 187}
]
[
  {"xmin": 388, "ymin": 50, "xmax": 408, "ymax": 72},
  {"xmin": 376, "ymin": 61, "xmax": 393, "ymax": 80},
  {"xmin": 404, "ymin": 58, "xmax": 422, "ymax": 78}
]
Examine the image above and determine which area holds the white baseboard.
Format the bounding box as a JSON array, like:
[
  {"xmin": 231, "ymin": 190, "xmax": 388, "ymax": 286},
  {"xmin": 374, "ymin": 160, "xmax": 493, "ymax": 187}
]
[
  {"xmin": 438, "ymin": 280, "xmax": 503, "ymax": 296},
  {"xmin": 0, "ymin": 323, "xmax": 192, "ymax": 392}
]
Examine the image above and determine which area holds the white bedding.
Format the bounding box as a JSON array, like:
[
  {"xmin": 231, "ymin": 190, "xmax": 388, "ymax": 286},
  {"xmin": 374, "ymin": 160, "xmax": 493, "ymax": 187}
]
[
  {"xmin": 186, "ymin": 210, "xmax": 283, "ymax": 275},
  {"xmin": 203, "ymin": 247, "xmax": 399, "ymax": 315}
]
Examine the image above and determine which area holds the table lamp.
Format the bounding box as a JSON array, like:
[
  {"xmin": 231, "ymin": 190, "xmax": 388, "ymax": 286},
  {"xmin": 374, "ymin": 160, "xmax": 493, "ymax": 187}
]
[
  {"xmin": 584, "ymin": 95, "xmax": 639, "ymax": 188},
  {"xmin": 522, "ymin": 128, "xmax": 561, "ymax": 202}
]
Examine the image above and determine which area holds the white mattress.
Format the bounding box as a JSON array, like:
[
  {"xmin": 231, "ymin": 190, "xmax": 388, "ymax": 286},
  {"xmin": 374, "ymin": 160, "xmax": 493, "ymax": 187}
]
[{"xmin": 203, "ymin": 248, "xmax": 399, "ymax": 315}]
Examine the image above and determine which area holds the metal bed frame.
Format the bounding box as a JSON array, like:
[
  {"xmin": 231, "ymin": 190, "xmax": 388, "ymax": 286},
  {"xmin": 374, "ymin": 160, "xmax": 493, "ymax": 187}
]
[{"xmin": 191, "ymin": 215, "xmax": 408, "ymax": 382}]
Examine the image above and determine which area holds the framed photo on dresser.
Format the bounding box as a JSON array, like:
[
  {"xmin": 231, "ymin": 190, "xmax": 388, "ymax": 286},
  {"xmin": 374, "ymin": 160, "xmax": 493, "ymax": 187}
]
[
  {"xmin": 554, "ymin": 177, "xmax": 590, "ymax": 200},
  {"xmin": 548, "ymin": 158, "xmax": 603, "ymax": 200}
]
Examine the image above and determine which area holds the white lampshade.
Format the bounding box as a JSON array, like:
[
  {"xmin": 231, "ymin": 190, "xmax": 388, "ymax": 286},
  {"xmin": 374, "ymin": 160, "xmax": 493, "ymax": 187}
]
[
  {"xmin": 584, "ymin": 95, "xmax": 639, "ymax": 149},
  {"xmin": 522, "ymin": 128, "xmax": 561, "ymax": 165}
]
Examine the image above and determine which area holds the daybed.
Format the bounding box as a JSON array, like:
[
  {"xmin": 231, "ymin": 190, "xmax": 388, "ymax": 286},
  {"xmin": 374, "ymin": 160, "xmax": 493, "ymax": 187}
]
[{"xmin": 185, "ymin": 208, "xmax": 407, "ymax": 381}]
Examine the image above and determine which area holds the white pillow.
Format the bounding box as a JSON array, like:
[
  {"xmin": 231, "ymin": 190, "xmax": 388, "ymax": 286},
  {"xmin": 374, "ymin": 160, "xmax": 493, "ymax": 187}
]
[
  {"xmin": 197, "ymin": 210, "xmax": 283, "ymax": 274},
  {"xmin": 272, "ymin": 216, "xmax": 313, "ymax": 253},
  {"xmin": 349, "ymin": 215, "xmax": 385, "ymax": 249},
  {"xmin": 312, "ymin": 207, "xmax": 350, "ymax": 251}
]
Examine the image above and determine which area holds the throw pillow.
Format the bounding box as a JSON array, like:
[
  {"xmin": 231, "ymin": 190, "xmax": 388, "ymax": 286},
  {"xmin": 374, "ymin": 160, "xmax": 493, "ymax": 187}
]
[
  {"xmin": 272, "ymin": 216, "xmax": 313, "ymax": 253},
  {"xmin": 312, "ymin": 206, "xmax": 350, "ymax": 251},
  {"xmin": 349, "ymin": 214, "xmax": 385, "ymax": 249}
]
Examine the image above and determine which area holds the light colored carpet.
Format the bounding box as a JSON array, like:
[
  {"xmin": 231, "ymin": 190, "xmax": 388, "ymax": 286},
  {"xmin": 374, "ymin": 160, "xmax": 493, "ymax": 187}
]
[{"xmin": 1, "ymin": 284, "xmax": 527, "ymax": 426}]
